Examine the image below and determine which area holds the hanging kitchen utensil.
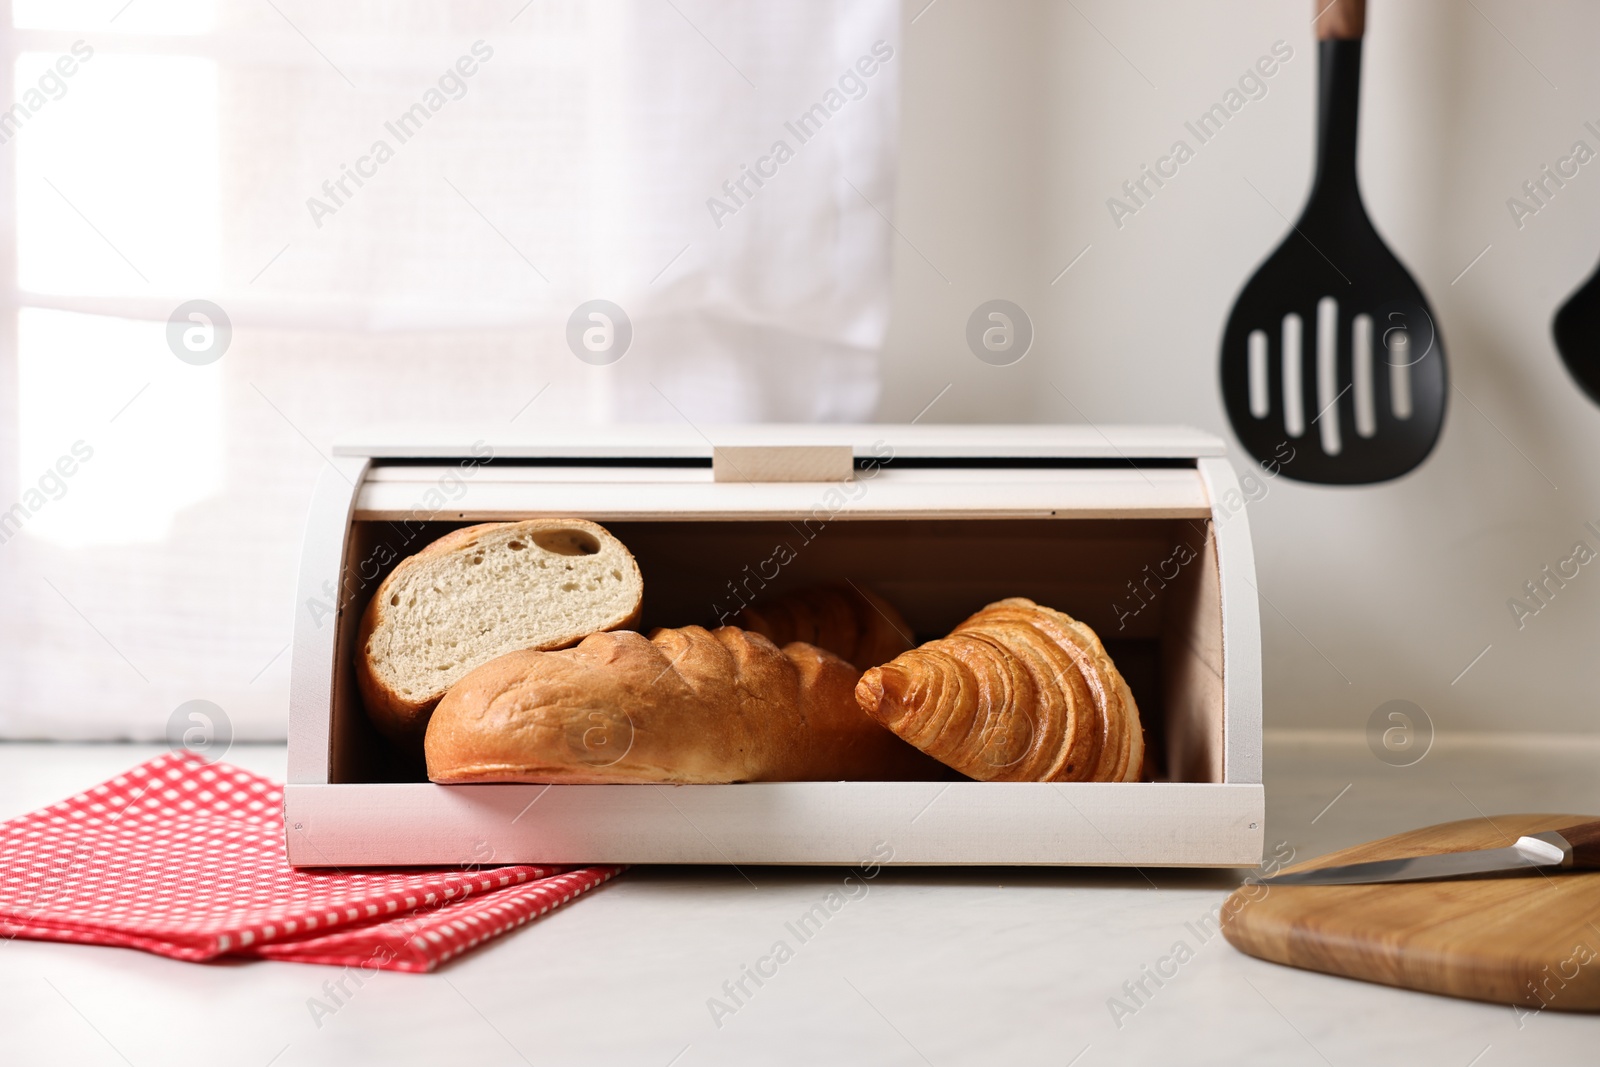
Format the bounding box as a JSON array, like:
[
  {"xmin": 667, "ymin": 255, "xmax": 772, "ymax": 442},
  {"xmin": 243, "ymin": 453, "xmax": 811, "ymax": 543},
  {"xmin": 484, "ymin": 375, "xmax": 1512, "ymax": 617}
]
[
  {"xmin": 1554, "ymin": 257, "xmax": 1600, "ymax": 405},
  {"xmin": 1219, "ymin": 0, "xmax": 1446, "ymax": 484}
]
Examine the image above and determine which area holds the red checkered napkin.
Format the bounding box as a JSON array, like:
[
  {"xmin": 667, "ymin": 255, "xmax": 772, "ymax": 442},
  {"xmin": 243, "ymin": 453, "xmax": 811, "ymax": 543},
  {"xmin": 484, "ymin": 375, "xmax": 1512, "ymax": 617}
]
[{"xmin": 0, "ymin": 751, "xmax": 622, "ymax": 972}]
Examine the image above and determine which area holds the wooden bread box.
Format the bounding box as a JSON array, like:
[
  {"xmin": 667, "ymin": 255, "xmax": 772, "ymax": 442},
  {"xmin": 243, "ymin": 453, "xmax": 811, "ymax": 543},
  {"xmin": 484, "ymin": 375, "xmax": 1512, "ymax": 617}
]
[{"xmin": 285, "ymin": 425, "xmax": 1264, "ymax": 867}]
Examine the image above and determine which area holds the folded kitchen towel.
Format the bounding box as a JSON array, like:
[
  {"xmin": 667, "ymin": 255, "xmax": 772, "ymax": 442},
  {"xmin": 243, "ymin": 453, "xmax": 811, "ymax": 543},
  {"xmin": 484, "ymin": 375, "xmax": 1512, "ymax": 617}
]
[{"xmin": 0, "ymin": 751, "xmax": 622, "ymax": 972}]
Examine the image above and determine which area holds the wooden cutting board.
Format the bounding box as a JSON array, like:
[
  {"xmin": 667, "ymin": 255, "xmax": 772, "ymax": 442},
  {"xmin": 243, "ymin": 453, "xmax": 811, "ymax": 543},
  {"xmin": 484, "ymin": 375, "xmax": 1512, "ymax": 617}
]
[{"xmin": 1222, "ymin": 814, "xmax": 1600, "ymax": 1012}]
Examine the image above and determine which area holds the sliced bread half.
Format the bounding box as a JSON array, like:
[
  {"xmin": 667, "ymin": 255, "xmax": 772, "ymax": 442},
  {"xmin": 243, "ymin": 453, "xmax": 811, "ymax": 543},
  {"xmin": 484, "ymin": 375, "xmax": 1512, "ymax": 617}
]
[{"xmin": 356, "ymin": 518, "xmax": 642, "ymax": 744}]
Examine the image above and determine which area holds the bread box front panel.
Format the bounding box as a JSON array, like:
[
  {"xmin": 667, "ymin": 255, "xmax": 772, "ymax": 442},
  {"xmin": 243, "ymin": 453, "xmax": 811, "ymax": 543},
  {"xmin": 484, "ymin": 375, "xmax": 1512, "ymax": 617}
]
[{"xmin": 285, "ymin": 426, "xmax": 1263, "ymax": 867}]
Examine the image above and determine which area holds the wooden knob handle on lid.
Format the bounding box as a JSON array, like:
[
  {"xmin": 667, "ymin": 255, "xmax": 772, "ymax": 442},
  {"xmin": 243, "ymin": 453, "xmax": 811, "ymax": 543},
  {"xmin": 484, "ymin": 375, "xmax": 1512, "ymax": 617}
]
[{"xmin": 1314, "ymin": 0, "xmax": 1365, "ymax": 40}]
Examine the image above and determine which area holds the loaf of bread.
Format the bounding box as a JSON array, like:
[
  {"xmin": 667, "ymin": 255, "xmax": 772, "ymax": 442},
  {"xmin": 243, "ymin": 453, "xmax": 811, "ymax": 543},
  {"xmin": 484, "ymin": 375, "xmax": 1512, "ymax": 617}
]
[
  {"xmin": 855, "ymin": 598, "xmax": 1144, "ymax": 782},
  {"xmin": 425, "ymin": 625, "xmax": 943, "ymax": 784},
  {"xmin": 736, "ymin": 583, "xmax": 913, "ymax": 669},
  {"xmin": 357, "ymin": 519, "xmax": 643, "ymax": 745}
]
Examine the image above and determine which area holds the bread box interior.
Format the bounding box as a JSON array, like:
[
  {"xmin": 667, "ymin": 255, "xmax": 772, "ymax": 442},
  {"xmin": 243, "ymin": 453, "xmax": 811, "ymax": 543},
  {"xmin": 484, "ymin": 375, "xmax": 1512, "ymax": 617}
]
[{"xmin": 286, "ymin": 426, "xmax": 1263, "ymax": 867}]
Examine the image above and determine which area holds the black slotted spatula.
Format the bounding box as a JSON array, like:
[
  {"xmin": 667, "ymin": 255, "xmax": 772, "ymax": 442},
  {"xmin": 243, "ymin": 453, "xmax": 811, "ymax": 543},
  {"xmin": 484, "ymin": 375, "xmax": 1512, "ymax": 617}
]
[
  {"xmin": 1554, "ymin": 257, "xmax": 1600, "ymax": 405},
  {"xmin": 1220, "ymin": 0, "xmax": 1446, "ymax": 485}
]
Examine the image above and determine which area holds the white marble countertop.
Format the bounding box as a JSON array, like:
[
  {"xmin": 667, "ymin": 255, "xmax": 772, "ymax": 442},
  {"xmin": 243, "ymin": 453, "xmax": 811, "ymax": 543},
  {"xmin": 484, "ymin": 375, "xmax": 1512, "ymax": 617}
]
[{"xmin": 2, "ymin": 734, "xmax": 1597, "ymax": 1066}]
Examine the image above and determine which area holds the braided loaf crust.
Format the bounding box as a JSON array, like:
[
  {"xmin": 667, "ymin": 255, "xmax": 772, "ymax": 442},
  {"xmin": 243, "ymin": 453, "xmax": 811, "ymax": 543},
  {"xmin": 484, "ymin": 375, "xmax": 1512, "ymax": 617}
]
[{"xmin": 426, "ymin": 624, "xmax": 941, "ymax": 784}]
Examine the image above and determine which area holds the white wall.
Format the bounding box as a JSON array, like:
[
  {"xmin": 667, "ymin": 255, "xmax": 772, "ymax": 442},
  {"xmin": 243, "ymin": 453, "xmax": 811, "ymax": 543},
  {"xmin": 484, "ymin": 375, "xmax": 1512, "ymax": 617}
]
[{"xmin": 883, "ymin": 0, "xmax": 1600, "ymax": 733}]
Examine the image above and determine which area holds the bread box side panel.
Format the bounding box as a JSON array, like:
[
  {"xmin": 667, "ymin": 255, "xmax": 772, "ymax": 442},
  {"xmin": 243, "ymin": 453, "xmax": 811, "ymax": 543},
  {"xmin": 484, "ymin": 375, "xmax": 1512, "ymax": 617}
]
[
  {"xmin": 1196, "ymin": 457, "xmax": 1263, "ymax": 786},
  {"xmin": 287, "ymin": 456, "xmax": 369, "ymax": 786}
]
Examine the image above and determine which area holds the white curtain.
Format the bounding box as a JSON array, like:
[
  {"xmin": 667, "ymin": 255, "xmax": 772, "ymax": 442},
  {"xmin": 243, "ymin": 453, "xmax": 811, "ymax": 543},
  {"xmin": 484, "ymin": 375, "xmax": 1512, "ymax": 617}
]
[{"xmin": 0, "ymin": 0, "xmax": 901, "ymax": 739}]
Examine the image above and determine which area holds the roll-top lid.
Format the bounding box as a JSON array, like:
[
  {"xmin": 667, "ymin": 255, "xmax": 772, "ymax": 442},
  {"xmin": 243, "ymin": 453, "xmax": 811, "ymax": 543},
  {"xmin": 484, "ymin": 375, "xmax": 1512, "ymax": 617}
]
[{"xmin": 333, "ymin": 424, "xmax": 1225, "ymax": 462}]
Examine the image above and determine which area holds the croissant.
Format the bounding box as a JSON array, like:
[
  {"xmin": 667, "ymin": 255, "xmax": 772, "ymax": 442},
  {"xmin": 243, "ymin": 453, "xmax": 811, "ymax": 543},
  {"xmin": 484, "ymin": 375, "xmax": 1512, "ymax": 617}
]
[
  {"xmin": 854, "ymin": 598, "xmax": 1144, "ymax": 783},
  {"xmin": 426, "ymin": 625, "xmax": 941, "ymax": 784},
  {"xmin": 736, "ymin": 583, "xmax": 914, "ymax": 669}
]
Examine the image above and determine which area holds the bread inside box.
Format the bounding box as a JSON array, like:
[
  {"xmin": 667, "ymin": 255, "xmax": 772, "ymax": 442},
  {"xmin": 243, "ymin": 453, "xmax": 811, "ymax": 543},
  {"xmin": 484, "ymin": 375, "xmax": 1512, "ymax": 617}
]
[{"xmin": 329, "ymin": 517, "xmax": 1222, "ymax": 786}]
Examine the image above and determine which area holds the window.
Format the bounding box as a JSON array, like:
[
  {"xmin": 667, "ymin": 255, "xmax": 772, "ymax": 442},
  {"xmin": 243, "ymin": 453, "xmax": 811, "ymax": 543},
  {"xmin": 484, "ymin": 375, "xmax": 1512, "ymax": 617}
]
[{"xmin": 0, "ymin": 1, "xmax": 899, "ymax": 738}]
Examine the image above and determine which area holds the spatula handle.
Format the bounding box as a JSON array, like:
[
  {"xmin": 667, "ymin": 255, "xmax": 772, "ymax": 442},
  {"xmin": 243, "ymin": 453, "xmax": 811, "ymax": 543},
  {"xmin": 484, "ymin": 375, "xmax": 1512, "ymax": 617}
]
[
  {"xmin": 1553, "ymin": 820, "xmax": 1600, "ymax": 868},
  {"xmin": 1314, "ymin": 0, "xmax": 1365, "ymax": 40}
]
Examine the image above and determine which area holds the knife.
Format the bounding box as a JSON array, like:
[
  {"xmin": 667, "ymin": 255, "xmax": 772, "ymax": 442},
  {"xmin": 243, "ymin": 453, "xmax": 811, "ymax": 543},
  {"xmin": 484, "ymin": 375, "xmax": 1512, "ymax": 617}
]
[{"xmin": 1255, "ymin": 819, "xmax": 1600, "ymax": 886}]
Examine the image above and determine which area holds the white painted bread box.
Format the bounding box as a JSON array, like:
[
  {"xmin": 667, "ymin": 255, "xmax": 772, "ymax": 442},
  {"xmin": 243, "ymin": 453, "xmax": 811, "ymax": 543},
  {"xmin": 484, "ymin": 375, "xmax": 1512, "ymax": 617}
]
[{"xmin": 285, "ymin": 424, "xmax": 1263, "ymax": 867}]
